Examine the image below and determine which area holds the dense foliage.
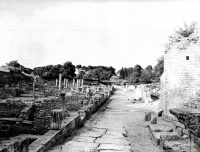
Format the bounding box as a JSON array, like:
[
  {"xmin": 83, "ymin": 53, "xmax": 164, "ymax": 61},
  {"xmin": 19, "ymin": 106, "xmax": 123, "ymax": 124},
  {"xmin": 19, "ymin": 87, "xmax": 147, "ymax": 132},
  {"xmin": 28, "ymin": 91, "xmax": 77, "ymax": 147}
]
[
  {"xmin": 79, "ymin": 66, "xmax": 115, "ymax": 80},
  {"xmin": 33, "ymin": 61, "xmax": 76, "ymax": 80},
  {"xmin": 118, "ymin": 56, "xmax": 164, "ymax": 84}
]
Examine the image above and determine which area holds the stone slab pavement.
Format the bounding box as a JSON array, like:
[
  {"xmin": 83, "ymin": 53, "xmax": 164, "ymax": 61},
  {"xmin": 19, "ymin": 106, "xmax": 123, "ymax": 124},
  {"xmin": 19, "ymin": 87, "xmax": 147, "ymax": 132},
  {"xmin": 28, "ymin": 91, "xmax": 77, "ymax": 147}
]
[
  {"xmin": 61, "ymin": 87, "xmax": 132, "ymax": 152},
  {"xmin": 49, "ymin": 86, "xmax": 160, "ymax": 152}
]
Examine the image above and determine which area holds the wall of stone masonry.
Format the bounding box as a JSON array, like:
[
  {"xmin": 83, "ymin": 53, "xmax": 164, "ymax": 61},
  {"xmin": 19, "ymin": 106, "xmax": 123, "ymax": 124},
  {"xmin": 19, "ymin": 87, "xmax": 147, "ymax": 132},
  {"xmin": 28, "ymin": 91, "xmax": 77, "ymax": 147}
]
[
  {"xmin": 162, "ymin": 42, "xmax": 200, "ymax": 117},
  {"xmin": 0, "ymin": 96, "xmax": 84, "ymax": 135},
  {"xmin": 0, "ymin": 100, "xmax": 26, "ymax": 117},
  {"xmin": 33, "ymin": 96, "xmax": 84, "ymax": 134}
]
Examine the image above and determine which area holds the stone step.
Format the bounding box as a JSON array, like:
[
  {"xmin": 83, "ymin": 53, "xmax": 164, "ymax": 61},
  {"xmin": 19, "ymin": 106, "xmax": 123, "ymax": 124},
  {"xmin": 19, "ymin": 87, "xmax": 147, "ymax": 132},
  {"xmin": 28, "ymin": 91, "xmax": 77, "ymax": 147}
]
[
  {"xmin": 149, "ymin": 124, "xmax": 174, "ymax": 133},
  {"xmin": 151, "ymin": 132, "xmax": 179, "ymax": 146},
  {"xmin": 163, "ymin": 140, "xmax": 196, "ymax": 152}
]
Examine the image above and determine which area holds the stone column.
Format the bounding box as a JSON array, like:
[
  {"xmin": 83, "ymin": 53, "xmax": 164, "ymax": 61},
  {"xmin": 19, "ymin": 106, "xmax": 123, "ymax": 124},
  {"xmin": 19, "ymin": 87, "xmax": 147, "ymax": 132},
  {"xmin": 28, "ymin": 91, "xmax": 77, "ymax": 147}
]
[
  {"xmin": 63, "ymin": 79, "xmax": 66, "ymax": 88},
  {"xmin": 77, "ymin": 79, "xmax": 79, "ymax": 90},
  {"xmin": 59, "ymin": 74, "xmax": 62, "ymax": 90},
  {"xmin": 66, "ymin": 79, "xmax": 68, "ymax": 88},
  {"xmin": 72, "ymin": 79, "xmax": 75, "ymax": 89},
  {"xmin": 51, "ymin": 109, "xmax": 63, "ymax": 130},
  {"xmin": 81, "ymin": 79, "xmax": 84, "ymax": 88},
  {"xmin": 56, "ymin": 79, "xmax": 58, "ymax": 87},
  {"xmin": 33, "ymin": 82, "xmax": 35, "ymax": 97},
  {"xmin": 60, "ymin": 93, "xmax": 66, "ymax": 117},
  {"xmin": 33, "ymin": 77, "xmax": 36, "ymax": 97}
]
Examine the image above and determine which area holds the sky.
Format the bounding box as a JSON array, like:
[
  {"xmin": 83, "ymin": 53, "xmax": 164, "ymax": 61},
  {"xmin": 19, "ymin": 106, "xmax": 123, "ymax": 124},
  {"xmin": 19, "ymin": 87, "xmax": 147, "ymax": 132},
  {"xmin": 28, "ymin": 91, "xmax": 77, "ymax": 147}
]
[{"xmin": 0, "ymin": 0, "xmax": 200, "ymax": 71}]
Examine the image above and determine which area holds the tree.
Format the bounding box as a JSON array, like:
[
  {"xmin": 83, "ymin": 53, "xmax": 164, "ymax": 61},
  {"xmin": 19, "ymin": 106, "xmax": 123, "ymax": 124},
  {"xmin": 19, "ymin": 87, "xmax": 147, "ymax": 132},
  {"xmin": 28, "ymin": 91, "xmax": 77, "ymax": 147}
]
[
  {"xmin": 127, "ymin": 67, "xmax": 134, "ymax": 76},
  {"xmin": 108, "ymin": 66, "xmax": 116, "ymax": 75},
  {"xmin": 140, "ymin": 65, "xmax": 153, "ymax": 84},
  {"xmin": 76, "ymin": 65, "xmax": 82, "ymax": 69},
  {"xmin": 62, "ymin": 61, "xmax": 76, "ymax": 79},
  {"xmin": 153, "ymin": 56, "xmax": 164, "ymax": 82},
  {"xmin": 128, "ymin": 64, "xmax": 143, "ymax": 84},
  {"xmin": 119, "ymin": 67, "xmax": 125, "ymax": 79},
  {"xmin": 83, "ymin": 66, "xmax": 115, "ymax": 80},
  {"xmin": 6, "ymin": 60, "xmax": 21, "ymax": 68}
]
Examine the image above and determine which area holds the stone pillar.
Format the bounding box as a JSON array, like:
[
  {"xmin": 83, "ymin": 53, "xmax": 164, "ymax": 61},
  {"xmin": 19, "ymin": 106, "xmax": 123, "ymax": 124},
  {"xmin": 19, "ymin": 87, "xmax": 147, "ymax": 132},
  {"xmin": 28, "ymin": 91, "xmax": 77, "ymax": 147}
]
[
  {"xmin": 56, "ymin": 79, "xmax": 58, "ymax": 87},
  {"xmin": 59, "ymin": 74, "xmax": 62, "ymax": 90},
  {"xmin": 60, "ymin": 93, "xmax": 66, "ymax": 117},
  {"xmin": 51, "ymin": 109, "xmax": 63, "ymax": 130},
  {"xmin": 66, "ymin": 79, "xmax": 68, "ymax": 88},
  {"xmin": 63, "ymin": 79, "xmax": 66, "ymax": 88},
  {"xmin": 77, "ymin": 79, "xmax": 79, "ymax": 90},
  {"xmin": 33, "ymin": 82, "xmax": 35, "ymax": 97},
  {"xmin": 33, "ymin": 77, "xmax": 36, "ymax": 97},
  {"xmin": 81, "ymin": 79, "xmax": 84, "ymax": 88},
  {"xmin": 72, "ymin": 79, "xmax": 75, "ymax": 89}
]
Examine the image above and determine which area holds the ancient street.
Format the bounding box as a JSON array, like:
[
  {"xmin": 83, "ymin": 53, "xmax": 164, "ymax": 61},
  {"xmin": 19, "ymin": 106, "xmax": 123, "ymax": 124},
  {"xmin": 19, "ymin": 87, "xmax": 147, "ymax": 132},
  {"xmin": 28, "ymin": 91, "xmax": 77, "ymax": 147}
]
[{"xmin": 49, "ymin": 86, "xmax": 160, "ymax": 152}]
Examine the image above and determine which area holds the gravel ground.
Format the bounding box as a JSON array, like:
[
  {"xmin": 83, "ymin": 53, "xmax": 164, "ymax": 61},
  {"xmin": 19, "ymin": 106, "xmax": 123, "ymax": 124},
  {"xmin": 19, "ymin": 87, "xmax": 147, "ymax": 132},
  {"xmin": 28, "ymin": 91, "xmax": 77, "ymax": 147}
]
[
  {"xmin": 124, "ymin": 110, "xmax": 160, "ymax": 152},
  {"xmin": 113, "ymin": 87, "xmax": 160, "ymax": 152}
]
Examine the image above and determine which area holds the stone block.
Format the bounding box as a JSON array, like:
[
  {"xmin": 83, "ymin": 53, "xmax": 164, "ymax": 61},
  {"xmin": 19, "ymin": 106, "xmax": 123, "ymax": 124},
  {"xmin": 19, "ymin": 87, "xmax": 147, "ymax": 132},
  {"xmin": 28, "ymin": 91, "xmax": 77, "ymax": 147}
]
[
  {"xmin": 182, "ymin": 128, "xmax": 189, "ymax": 135},
  {"xmin": 78, "ymin": 110, "xmax": 86, "ymax": 118},
  {"xmin": 160, "ymin": 132, "xmax": 180, "ymax": 149},
  {"xmin": 149, "ymin": 116, "xmax": 157, "ymax": 124},
  {"xmin": 144, "ymin": 112, "xmax": 151, "ymax": 122},
  {"xmin": 175, "ymin": 127, "xmax": 183, "ymax": 136},
  {"xmin": 149, "ymin": 124, "xmax": 173, "ymax": 132}
]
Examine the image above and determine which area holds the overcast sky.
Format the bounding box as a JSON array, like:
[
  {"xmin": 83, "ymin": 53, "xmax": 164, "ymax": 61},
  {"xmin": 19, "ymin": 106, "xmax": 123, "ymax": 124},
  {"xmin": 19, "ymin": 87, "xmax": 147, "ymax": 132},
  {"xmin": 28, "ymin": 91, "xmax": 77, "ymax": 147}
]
[{"xmin": 0, "ymin": 0, "xmax": 200, "ymax": 71}]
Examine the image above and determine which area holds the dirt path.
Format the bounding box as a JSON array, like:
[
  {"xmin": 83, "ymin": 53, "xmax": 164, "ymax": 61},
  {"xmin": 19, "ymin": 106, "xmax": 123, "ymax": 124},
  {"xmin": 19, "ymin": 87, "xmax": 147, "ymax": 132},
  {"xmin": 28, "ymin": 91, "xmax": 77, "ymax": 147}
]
[{"xmin": 48, "ymin": 86, "xmax": 160, "ymax": 152}]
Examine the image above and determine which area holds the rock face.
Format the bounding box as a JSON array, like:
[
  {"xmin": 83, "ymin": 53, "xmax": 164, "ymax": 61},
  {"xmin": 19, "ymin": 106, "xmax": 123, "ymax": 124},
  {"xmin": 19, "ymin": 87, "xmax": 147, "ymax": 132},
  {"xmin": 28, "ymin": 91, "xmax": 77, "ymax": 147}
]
[{"xmin": 170, "ymin": 108, "xmax": 200, "ymax": 137}]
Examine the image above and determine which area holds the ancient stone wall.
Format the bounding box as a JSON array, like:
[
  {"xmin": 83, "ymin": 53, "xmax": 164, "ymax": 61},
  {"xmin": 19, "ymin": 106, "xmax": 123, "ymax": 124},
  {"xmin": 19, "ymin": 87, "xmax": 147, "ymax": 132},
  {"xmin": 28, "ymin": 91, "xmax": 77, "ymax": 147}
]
[
  {"xmin": 0, "ymin": 100, "xmax": 26, "ymax": 117},
  {"xmin": 162, "ymin": 42, "xmax": 200, "ymax": 117}
]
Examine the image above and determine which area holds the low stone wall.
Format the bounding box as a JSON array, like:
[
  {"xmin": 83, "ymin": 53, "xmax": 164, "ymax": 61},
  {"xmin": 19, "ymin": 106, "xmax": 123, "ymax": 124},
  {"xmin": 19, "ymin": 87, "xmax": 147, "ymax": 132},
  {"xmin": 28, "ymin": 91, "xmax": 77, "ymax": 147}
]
[{"xmin": 28, "ymin": 93, "xmax": 110, "ymax": 152}]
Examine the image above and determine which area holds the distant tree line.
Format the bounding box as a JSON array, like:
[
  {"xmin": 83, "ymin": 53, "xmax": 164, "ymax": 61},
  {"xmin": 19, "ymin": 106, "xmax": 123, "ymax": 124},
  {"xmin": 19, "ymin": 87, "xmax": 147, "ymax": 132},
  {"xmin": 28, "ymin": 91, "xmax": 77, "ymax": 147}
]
[
  {"xmin": 118, "ymin": 56, "xmax": 164, "ymax": 84},
  {"xmin": 0, "ymin": 60, "xmax": 116, "ymax": 85},
  {"xmin": 33, "ymin": 63, "xmax": 115, "ymax": 81},
  {"xmin": 1, "ymin": 57, "xmax": 163, "ymax": 85}
]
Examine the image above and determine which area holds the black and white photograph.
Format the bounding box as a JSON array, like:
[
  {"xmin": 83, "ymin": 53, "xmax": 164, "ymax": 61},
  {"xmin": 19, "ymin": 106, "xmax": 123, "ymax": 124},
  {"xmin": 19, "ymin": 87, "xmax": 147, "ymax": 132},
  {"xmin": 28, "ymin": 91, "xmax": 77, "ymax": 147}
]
[{"xmin": 0, "ymin": 0, "xmax": 200, "ymax": 151}]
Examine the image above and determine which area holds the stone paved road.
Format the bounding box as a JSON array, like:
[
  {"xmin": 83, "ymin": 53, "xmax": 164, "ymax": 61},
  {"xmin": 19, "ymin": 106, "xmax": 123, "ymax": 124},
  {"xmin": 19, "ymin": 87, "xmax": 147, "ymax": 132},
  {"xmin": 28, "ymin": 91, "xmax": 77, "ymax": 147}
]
[{"xmin": 49, "ymin": 86, "xmax": 160, "ymax": 152}]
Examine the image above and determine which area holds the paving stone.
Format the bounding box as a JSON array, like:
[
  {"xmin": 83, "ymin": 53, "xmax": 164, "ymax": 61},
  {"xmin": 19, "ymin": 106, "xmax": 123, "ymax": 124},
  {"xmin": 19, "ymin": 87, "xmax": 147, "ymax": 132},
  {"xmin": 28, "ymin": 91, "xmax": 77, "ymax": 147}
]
[
  {"xmin": 93, "ymin": 125, "xmax": 125, "ymax": 132},
  {"xmin": 99, "ymin": 150, "xmax": 130, "ymax": 152},
  {"xmin": 95, "ymin": 137, "xmax": 129, "ymax": 146},
  {"xmin": 73, "ymin": 136, "xmax": 95, "ymax": 143},
  {"xmin": 106, "ymin": 130, "xmax": 125, "ymax": 137},
  {"xmin": 97, "ymin": 144, "xmax": 131, "ymax": 151},
  {"xmin": 101, "ymin": 134, "xmax": 125, "ymax": 139},
  {"xmin": 107, "ymin": 128, "xmax": 126, "ymax": 135},
  {"xmin": 91, "ymin": 127, "xmax": 107, "ymax": 133},
  {"xmin": 62, "ymin": 141, "xmax": 99, "ymax": 152},
  {"xmin": 79, "ymin": 131, "xmax": 103, "ymax": 138}
]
